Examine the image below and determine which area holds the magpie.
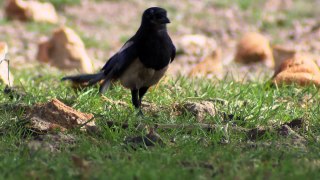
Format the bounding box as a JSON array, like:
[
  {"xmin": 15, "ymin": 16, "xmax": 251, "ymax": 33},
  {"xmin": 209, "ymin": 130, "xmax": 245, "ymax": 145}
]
[{"xmin": 62, "ymin": 7, "xmax": 176, "ymax": 115}]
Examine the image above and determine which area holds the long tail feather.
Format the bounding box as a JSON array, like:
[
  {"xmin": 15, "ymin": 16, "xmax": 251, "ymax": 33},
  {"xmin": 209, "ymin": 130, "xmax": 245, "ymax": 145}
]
[
  {"xmin": 99, "ymin": 80, "xmax": 111, "ymax": 94},
  {"xmin": 61, "ymin": 72, "xmax": 106, "ymax": 87}
]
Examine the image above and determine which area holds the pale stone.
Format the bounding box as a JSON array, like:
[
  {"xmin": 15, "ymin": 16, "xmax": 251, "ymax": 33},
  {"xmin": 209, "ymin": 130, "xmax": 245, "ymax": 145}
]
[
  {"xmin": 5, "ymin": 0, "xmax": 58, "ymax": 24},
  {"xmin": 0, "ymin": 42, "xmax": 14, "ymax": 86},
  {"xmin": 235, "ymin": 32, "xmax": 274, "ymax": 68},
  {"xmin": 37, "ymin": 27, "xmax": 93, "ymax": 73}
]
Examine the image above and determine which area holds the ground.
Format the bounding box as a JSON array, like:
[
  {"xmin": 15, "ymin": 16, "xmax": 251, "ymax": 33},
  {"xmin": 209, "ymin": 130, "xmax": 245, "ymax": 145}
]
[{"xmin": 0, "ymin": 0, "xmax": 320, "ymax": 179}]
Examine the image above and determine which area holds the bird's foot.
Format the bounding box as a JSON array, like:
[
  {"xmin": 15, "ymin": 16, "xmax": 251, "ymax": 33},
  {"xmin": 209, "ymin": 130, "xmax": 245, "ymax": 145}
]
[{"xmin": 136, "ymin": 109, "xmax": 144, "ymax": 117}]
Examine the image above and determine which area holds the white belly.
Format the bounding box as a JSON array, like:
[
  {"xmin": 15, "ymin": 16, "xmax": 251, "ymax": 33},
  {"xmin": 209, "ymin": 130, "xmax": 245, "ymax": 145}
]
[{"xmin": 119, "ymin": 59, "xmax": 168, "ymax": 89}]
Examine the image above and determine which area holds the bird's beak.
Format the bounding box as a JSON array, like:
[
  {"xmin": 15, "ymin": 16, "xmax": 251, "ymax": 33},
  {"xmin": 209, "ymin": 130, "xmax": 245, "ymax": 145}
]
[{"xmin": 161, "ymin": 17, "xmax": 171, "ymax": 24}]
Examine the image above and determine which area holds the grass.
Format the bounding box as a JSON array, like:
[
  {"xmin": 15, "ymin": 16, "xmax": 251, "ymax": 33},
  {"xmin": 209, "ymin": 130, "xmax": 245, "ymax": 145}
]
[
  {"xmin": 0, "ymin": 67, "xmax": 319, "ymax": 179},
  {"xmin": 25, "ymin": 22, "xmax": 56, "ymax": 34}
]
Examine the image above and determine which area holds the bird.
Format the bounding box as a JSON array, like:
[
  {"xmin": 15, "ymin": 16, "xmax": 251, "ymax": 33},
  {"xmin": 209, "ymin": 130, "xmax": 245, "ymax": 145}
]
[{"xmin": 62, "ymin": 7, "xmax": 176, "ymax": 115}]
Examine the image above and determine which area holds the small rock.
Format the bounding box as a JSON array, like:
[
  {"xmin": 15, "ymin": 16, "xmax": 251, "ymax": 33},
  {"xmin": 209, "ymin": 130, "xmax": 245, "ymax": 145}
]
[
  {"xmin": 37, "ymin": 27, "xmax": 93, "ymax": 73},
  {"xmin": 26, "ymin": 98, "xmax": 95, "ymax": 132},
  {"xmin": 5, "ymin": 0, "xmax": 58, "ymax": 24},
  {"xmin": 183, "ymin": 101, "xmax": 216, "ymax": 122},
  {"xmin": 189, "ymin": 48, "xmax": 223, "ymax": 78},
  {"xmin": 235, "ymin": 32, "xmax": 274, "ymax": 68},
  {"xmin": 124, "ymin": 128, "xmax": 164, "ymax": 148},
  {"xmin": 273, "ymin": 53, "xmax": 320, "ymax": 86},
  {"xmin": 272, "ymin": 45, "xmax": 297, "ymax": 72},
  {"xmin": 0, "ymin": 42, "xmax": 14, "ymax": 86}
]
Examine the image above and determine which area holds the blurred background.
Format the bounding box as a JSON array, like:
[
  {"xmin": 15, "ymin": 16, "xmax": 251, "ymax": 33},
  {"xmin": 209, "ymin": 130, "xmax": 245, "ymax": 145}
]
[{"xmin": 0, "ymin": 0, "xmax": 320, "ymax": 83}]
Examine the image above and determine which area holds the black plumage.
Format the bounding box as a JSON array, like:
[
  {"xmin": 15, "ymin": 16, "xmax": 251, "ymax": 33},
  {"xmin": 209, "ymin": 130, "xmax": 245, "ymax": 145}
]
[{"xmin": 62, "ymin": 7, "xmax": 176, "ymax": 115}]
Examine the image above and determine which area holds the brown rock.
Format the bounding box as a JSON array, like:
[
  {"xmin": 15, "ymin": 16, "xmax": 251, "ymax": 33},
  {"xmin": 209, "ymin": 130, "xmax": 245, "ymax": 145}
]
[
  {"xmin": 37, "ymin": 39, "xmax": 51, "ymax": 63},
  {"xmin": 275, "ymin": 54, "xmax": 319, "ymax": 75},
  {"xmin": 26, "ymin": 98, "xmax": 95, "ymax": 132},
  {"xmin": 274, "ymin": 73, "xmax": 320, "ymax": 86},
  {"xmin": 273, "ymin": 54, "xmax": 320, "ymax": 86},
  {"xmin": 235, "ymin": 32, "xmax": 274, "ymax": 68},
  {"xmin": 189, "ymin": 49, "xmax": 222, "ymax": 77},
  {"xmin": 0, "ymin": 42, "xmax": 14, "ymax": 86},
  {"xmin": 5, "ymin": 0, "xmax": 58, "ymax": 24},
  {"xmin": 272, "ymin": 45, "xmax": 297, "ymax": 73},
  {"xmin": 37, "ymin": 27, "xmax": 93, "ymax": 73}
]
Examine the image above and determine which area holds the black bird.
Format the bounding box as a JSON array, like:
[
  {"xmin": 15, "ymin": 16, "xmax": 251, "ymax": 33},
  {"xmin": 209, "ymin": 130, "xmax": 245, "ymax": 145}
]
[{"xmin": 62, "ymin": 7, "xmax": 176, "ymax": 115}]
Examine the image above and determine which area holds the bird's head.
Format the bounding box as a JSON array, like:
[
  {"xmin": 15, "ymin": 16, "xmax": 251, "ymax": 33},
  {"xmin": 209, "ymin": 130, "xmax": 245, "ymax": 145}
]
[{"xmin": 142, "ymin": 7, "xmax": 170, "ymax": 28}]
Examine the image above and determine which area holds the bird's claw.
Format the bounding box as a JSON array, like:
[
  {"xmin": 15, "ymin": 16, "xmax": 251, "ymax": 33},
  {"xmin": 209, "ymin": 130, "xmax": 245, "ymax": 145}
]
[{"xmin": 136, "ymin": 109, "xmax": 144, "ymax": 117}]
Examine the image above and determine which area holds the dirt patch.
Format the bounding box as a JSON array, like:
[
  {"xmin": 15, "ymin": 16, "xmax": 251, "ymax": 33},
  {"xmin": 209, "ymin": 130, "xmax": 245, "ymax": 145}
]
[
  {"xmin": 27, "ymin": 132, "xmax": 76, "ymax": 153},
  {"xmin": 245, "ymin": 118, "xmax": 308, "ymax": 150},
  {"xmin": 246, "ymin": 118, "xmax": 308, "ymax": 149},
  {"xmin": 182, "ymin": 101, "xmax": 217, "ymax": 122},
  {"xmin": 26, "ymin": 98, "xmax": 95, "ymax": 132},
  {"xmin": 124, "ymin": 128, "xmax": 164, "ymax": 149},
  {"xmin": 277, "ymin": 125, "xmax": 307, "ymax": 145}
]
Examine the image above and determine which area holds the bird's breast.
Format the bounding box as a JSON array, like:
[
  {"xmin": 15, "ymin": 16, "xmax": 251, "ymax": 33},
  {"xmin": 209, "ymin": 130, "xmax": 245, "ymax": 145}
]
[
  {"xmin": 119, "ymin": 58, "xmax": 168, "ymax": 89},
  {"xmin": 138, "ymin": 34, "xmax": 173, "ymax": 70}
]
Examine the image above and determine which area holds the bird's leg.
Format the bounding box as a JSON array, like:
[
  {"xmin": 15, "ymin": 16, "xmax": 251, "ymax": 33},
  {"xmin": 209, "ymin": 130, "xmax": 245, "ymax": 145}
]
[
  {"xmin": 137, "ymin": 87, "xmax": 149, "ymax": 116},
  {"xmin": 131, "ymin": 89, "xmax": 140, "ymax": 108},
  {"xmin": 131, "ymin": 89, "xmax": 142, "ymax": 116},
  {"xmin": 139, "ymin": 87, "xmax": 149, "ymax": 105}
]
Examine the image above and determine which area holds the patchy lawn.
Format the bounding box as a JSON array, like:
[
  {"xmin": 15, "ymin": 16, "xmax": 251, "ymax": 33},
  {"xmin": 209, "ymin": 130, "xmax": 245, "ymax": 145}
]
[{"xmin": 0, "ymin": 66, "xmax": 320, "ymax": 179}]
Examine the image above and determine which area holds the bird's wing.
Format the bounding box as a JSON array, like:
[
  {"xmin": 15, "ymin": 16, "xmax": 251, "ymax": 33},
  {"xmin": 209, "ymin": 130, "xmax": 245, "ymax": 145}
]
[
  {"xmin": 101, "ymin": 39, "xmax": 138, "ymax": 79},
  {"xmin": 170, "ymin": 44, "xmax": 176, "ymax": 63}
]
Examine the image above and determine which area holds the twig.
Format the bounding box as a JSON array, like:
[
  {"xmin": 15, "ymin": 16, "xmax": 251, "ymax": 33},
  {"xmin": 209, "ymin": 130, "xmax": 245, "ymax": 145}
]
[{"xmin": 78, "ymin": 116, "xmax": 96, "ymax": 129}]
